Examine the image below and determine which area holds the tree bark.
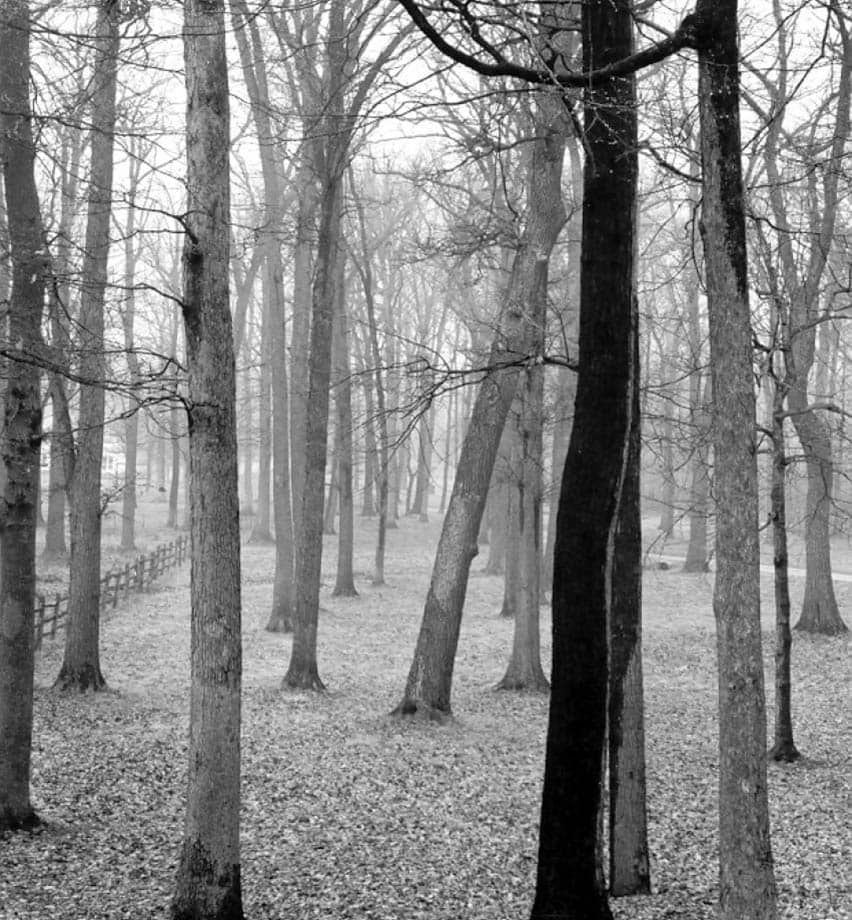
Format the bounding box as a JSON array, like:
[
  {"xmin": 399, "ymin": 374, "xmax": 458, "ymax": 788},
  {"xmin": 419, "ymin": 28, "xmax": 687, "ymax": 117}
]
[
  {"xmin": 0, "ymin": 0, "xmax": 46, "ymax": 832},
  {"xmin": 56, "ymin": 0, "xmax": 120, "ymax": 693},
  {"xmin": 696, "ymin": 2, "xmax": 778, "ymax": 916},
  {"xmin": 609, "ymin": 312, "xmax": 651, "ymax": 896},
  {"xmin": 171, "ymin": 2, "xmax": 243, "ymax": 916}
]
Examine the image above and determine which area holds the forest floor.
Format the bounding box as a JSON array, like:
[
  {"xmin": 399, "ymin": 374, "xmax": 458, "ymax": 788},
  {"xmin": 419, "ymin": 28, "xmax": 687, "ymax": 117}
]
[{"xmin": 3, "ymin": 510, "xmax": 851, "ymax": 919}]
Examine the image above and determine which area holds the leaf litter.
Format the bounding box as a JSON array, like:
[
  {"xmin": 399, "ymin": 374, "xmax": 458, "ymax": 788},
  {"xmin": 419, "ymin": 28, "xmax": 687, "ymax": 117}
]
[{"xmin": 1, "ymin": 518, "xmax": 850, "ymax": 919}]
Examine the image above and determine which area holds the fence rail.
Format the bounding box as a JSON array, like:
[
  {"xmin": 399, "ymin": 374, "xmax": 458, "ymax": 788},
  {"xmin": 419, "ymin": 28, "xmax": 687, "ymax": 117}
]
[{"xmin": 34, "ymin": 534, "xmax": 189, "ymax": 651}]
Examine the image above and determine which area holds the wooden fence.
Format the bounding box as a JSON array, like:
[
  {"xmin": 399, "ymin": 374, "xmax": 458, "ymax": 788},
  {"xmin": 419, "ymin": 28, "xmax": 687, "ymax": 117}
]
[{"xmin": 34, "ymin": 535, "xmax": 189, "ymax": 652}]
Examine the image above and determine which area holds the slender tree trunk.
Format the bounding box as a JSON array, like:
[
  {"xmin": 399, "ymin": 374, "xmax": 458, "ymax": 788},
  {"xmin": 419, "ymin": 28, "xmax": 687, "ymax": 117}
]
[
  {"xmin": 167, "ymin": 404, "xmax": 181, "ymax": 528},
  {"xmin": 290, "ymin": 163, "xmax": 318, "ymax": 543},
  {"xmin": 285, "ymin": 3, "xmax": 349, "ymax": 688},
  {"xmin": 609, "ymin": 313, "xmax": 651, "ymax": 896},
  {"xmin": 120, "ymin": 153, "xmax": 142, "ymax": 552},
  {"xmin": 231, "ymin": 1, "xmax": 295, "ymax": 630},
  {"xmin": 696, "ymin": 3, "xmax": 778, "ymax": 916},
  {"xmin": 768, "ymin": 377, "xmax": 799, "ymax": 762},
  {"xmin": 43, "ymin": 127, "xmax": 82, "ymax": 562},
  {"xmin": 333, "ymin": 253, "xmax": 358, "ymax": 598},
  {"xmin": 393, "ymin": 78, "xmax": 566, "ymax": 721},
  {"xmin": 268, "ymin": 247, "xmax": 295, "ymax": 632},
  {"xmin": 56, "ymin": 0, "xmax": 120, "ymax": 693},
  {"xmin": 171, "ymin": 2, "xmax": 243, "ymax": 916},
  {"xmin": 0, "ymin": 0, "xmax": 46, "ymax": 832},
  {"xmin": 249, "ymin": 287, "xmax": 273, "ymax": 543},
  {"xmin": 531, "ymin": 4, "xmax": 633, "ymax": 916},
  {"xmin": 352, "ymin": 185, "xmax": 390, "ymax": 585},
  {"xmin": 684, "ymin": 374, "xmax": 711, "ymax": 573}
]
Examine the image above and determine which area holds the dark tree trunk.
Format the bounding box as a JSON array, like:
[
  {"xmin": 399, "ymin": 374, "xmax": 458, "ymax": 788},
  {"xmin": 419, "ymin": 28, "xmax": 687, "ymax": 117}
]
[
  {"xmin": 531, "ymin": 3, "xmax": 634, "ymax": 917},
  {"xmin": 696, "ymin": 1, "xmax": 778, "ymax": 916},
  {"xmin": 608, "ymin": 314, "xmax": 651, "ymax": 896},
  {"xmin": 0, "ymin": 0, "xmax": 46, "ymax": 832},
  {"xmin": 56, "ymin": 0, "xmax": 119, "ymax": 693},
  {"xmin": 171, "ymin": 1, "xmax": 244, "ymax": 916}
]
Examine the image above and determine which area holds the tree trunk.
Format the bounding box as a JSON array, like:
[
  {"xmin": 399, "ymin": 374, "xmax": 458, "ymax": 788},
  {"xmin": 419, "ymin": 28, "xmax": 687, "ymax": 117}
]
[
  {"xmin": 696, "ymin": 2, "xmax": 778, "ymax": 916},
  {"xmin": 393, "ymin": 76, "xmax": 566, "ymax": 721},
  {"xmin": 249, "ymin": 287, "xmax": 273, "ymax": 543},
  {"xmin": 0, "ymin": 0, "xmax": 46, "ymax": 832},
  {"xmin": 285, "ymin": 2, "xmax": 349, "ymax": 689},
  {"xmin": 43, "ymin": 124, "xmax": 83, "ymax": 562},
  {"xmin": 120, "ymin": 150, "xmax": 142, "ymax": 552},
  {"xmin": 496, "ymin": 356, "xmax": 548, "ymax": 692},
  {"xmin": 531, "ymin": 4, "xmax": 633, "ymax": 916},
  {"xmin": 56, "ymin": 0, "xmax": 120, "ymax": 693},
  {"xmin": 768, "ymin": 378, "xmax": 799, "ymax": 762},
  {"xmin": 231, "ymin": 1, "xmax": 295, "ymax": 631},
  {"xmin": 411, "ymin": 406, "xmax": 433, "ymax": 521},
  {"xmin": 684, "ymin": 373, "xmax": 711, "ymax": 573},
  {"xmin": 268, "ymin": 245, "xmax": 295, "ymax": 632},
  {"xmin": 790, "ymin": 394, "xmax": 846, "ymax": 633},
  {"xmin": 333, "ymin": 253, "xmax": 358, "ymax": 598},
  {"xmin": 171, "ymin": 2, "xmax": 243, "ymax": 916},
  {"xmin": 167, "ymin": 404, "xmax": 181, "ymax": 528},
  {"xmin": 609, "ymin": 314, "xmax": 651, "ymax": 896}
]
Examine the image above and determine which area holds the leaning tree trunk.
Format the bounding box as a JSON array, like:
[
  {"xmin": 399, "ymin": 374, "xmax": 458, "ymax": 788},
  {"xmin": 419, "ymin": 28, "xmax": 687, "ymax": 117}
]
[
  {"xmin": 0, "ymin": 0, "xmax": 46, "ymax": 832},
  {"xmin": 56, "ymin": 0, "xmax": 119, "ymax": 693},
  {"xmin": 696, "ymin": 2, "xmax": 778, "ymax": 916},
  {"xmin": 392, "ymin": 76, "xmax": 566, "ymax": 722},
  {"xmin": 171, "ymin": 1, "xmax": 244, "ymax": 917},
  {"xmin": 531, "ymin": 4, "xmax": 634, "ymax": 916},
  {"xmin": 609, "ymin": 313, "xmax": 651, "ymax": 896}
]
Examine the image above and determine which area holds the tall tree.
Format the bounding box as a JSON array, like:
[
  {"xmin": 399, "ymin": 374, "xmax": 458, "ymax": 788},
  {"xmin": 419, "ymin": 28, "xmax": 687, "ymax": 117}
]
[
  {"xmin": 754, "ymin": 0, "xmax": 850, "ymax": 635},
  {"xmin": 0, "ymin": 0, "xmax": 47, "ymax": 833},
  {"xmin": 695, "ymin": 0, "xmax": 778, "ymax": 915},
  {"xmin": 608, "ymin": 304, "xmax": 651, "ymax": 895},
  {"xmin": 55, "ymin": 0, "xmax": 120, "ymax": 693},
  {"xmin": 532, "ymin": 0, "xmax": 636, "ymax": 914},
  {"xmin": 170, "ymin": 0, "xmax": 244, "ymax": 916}
]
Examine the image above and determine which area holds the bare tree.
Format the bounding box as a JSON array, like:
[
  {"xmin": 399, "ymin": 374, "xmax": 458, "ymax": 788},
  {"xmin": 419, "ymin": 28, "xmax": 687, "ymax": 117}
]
[
  {"xmin": 171, "ymin": 0, "xmax": 244, "ymax": 915},
  {"xmin": 56, "ymin": 0, "xmax": 120, "ymax": 693},
  {"xmin": 0, "ymin": 0, "xmax": 47, "ymax": 833}
]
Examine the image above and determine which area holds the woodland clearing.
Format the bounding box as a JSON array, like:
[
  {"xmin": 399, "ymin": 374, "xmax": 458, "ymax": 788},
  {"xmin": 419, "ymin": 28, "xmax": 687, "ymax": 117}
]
[{"xmin": 1, "ymin": 514, "xmax": 850, "ymax": 920}]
